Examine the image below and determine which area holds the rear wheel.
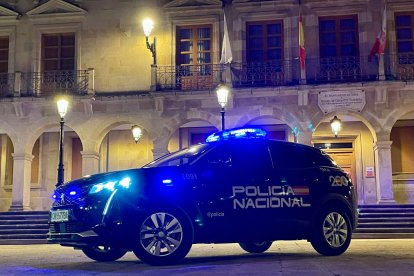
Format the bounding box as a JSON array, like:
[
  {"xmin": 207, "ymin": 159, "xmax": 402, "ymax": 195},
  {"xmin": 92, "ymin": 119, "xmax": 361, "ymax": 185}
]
[
  {"xmin": 133, "ymin": 210, "xmax": 193, "ymax": 266},
  {"xmin": 239, "ymin": 241, "xmax": 272, "ymax": 253},
  {"xmin": 310, "ymin": 208, "xmax": 351, "ymax": 256},
  {"xmin": 82, "ymin": 246, "xmax": 127, "ymax": 262}
]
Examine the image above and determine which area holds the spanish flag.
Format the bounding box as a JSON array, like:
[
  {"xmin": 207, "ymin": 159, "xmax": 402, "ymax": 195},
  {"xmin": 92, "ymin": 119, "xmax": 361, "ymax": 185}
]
[
  {"xmin": 369, "ymin": 6, "xmax": 387, "ymax": 61},
  {"xmin": 299, "ymin": 13, "xmax": 306, "ymax": 70}
]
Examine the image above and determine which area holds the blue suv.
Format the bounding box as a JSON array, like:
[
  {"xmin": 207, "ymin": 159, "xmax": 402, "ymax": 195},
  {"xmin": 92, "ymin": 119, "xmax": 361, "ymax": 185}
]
[{"xmin": 47, "ymin": 128, "xmax": 358, "ymax": 265}]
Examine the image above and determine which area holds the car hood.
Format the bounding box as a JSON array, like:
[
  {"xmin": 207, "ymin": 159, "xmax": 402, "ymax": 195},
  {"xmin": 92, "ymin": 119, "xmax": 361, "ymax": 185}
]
[{"xmin": 58, "ymin": 168, "xmax": 143, "ymax": 190}]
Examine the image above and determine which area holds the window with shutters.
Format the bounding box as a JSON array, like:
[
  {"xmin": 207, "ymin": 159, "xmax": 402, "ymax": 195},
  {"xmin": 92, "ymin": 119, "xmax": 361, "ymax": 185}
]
[
  {"xmin": 40, "ymin": 33, "xmax": 76, "ymax": 95},
  {"xmin": 42, "ymin": 33, "xmax": 75, "ymax": 72},
  {"xmin": 316, "ymin": 15, "xmax": 361, "ymax": 82},
  {"xmin": 176, "ymin": 25, "xmax": 214, "ymax": 90},
  {"xmin": 395, "ymin": 12, "xmax": 414, "ymax": 65}
]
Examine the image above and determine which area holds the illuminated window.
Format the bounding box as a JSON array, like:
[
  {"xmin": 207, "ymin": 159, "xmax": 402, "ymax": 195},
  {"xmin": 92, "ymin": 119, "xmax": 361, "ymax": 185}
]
[
  {"xmin": 176, "ymin": 25, "xmax": 213, "ymax": 90},
  {"xmin": 176, "ymin": 25, "xmax": 212, "ymax": 67}
]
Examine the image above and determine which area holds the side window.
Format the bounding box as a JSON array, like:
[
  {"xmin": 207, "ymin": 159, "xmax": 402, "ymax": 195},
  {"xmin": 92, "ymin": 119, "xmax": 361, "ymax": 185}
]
[
  {"xmin": 228, "ymin": 140, "xmax": 272, "ymax": 175},
  {"xmin": 199, "ymin": 140, "xmax": 273, "ymax": 176},
  {"xmin": 269, "ymin": 142, "xmax": 317, "ymax": 169}
]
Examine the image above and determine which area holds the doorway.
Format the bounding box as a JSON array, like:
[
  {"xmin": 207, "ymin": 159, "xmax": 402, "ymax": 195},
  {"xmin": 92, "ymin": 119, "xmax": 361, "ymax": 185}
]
[{"xmin": 314, "ymin": 142, "xmax": 357, "ymax": 193}]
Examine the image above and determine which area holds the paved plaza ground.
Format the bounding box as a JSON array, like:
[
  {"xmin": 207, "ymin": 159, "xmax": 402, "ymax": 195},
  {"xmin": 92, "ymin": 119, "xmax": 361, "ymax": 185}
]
[{"xmin": 0, "ymin": 239, "xmax": 413, "ymax": 275}]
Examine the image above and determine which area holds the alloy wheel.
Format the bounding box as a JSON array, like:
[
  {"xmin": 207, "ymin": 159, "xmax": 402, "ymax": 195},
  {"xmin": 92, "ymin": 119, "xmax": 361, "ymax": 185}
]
[
  {"xmin": 140, "ymin": 212, "xmax": 183, "ymax": 257},
  {"xmin": 323, "ymin": 211, "xmax": 348, "ymax": 248}
]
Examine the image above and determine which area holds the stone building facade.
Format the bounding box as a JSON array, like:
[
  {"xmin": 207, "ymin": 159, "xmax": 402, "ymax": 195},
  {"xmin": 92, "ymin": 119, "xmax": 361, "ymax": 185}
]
[{"xmin": 0, "ymin": 0, "xmax": 413, "ymax": 211}]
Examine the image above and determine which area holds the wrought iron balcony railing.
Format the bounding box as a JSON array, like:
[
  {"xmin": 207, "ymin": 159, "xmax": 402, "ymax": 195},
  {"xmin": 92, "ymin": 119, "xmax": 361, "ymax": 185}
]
[
  {"xmin": 157, "ymin": 64, "xmax": 223, "ymax": 91},
  {"xmin": 230, "ymin": 60, "xmax": 300, "ymax": 87},
  {"xmin": 384, "ymin": 53, "xmax": 414, "ymax": 81},
  {"xmin": 306, "ymin": 56, "xmax": 378, "ymax": 84},
  {"xmin": 21, "ymin": 70, "xmax": 90, "ymax": 97},
  {"xmin": 156, "ymin": 56, "xmax": 384, "ymax": 91},
  {"xmin": 0, "ymin": 73, "xmax": 14, "ymax": 97}
]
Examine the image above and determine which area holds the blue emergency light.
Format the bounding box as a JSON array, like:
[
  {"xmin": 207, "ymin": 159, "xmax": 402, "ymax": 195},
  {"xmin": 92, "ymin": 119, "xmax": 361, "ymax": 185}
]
[{"xmin": 206, "ymin": 127, "xmax": 267, "ymax": 142}]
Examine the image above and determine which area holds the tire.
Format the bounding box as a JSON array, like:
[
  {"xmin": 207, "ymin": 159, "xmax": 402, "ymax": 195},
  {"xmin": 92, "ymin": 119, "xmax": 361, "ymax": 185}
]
[
  {"xmin": 82, "ymin": 246, "xmax": 127, "ymax": 262},
  {"xmin": 239, "ymin": 241, "xmax": 272, "ymax": 253},
  {"xmin": 310, "ymin": 208, "xmax": 352, "ymax": 256},
  {"xmin": 133, "ymin": 209, "xmax": 193, "ymax": 266}
]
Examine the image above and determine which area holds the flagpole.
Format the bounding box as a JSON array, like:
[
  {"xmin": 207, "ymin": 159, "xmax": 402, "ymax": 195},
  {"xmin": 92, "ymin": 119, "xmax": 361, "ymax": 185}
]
[
  {"xmin": 378, "ymin": 4, "xmax": 387, "ymax": 80},
  {"xmin": 298, "ymin": 0, "xmax": 306, "ymax": 84},
  {"xmin": 220, "ymin": 4, "xmax": 233, "ymax": 86}
]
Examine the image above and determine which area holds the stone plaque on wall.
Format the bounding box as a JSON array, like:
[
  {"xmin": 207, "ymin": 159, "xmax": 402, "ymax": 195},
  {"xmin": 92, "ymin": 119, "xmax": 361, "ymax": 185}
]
[{"xmin": 318, "ymin": 90, "xmax": 366, "ymax": 114}]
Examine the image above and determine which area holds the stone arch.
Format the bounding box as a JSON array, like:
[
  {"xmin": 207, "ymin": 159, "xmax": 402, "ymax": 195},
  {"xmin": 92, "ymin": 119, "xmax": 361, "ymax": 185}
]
[
  {"xmin": 0, "ymin": 121, "xmax": 18, "ymax": 150},
  {"xmin": 22, "ymin": 116, "xmax": 84, "ymax": 154},
  {"xmin": 236, "ymin": 107, "xmax": 302, "ymax": 133},
  {"xmin": 89, "ymin": 118, "xmax": 154, "ymax": 153},
  {"xmin": 383, "ymin": 104, "xmax": 414, "ymax": 133},
  {"xmin": 160, "ymin": 110, "xmax": 219, "ymax": 142},
  {"xmin": 311, "ymin": 110, "xmax": 380, "ymax": 142}
]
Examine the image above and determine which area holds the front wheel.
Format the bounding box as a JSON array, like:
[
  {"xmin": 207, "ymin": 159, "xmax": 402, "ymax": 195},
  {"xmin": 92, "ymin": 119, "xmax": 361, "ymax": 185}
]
[
  {"xmin": 82, "ymin": 246, "xmax": 127, "ymax": 262},
  {"xmin": 133, "ymin": 209, "xmax": 193, "ymax": 266},
  {"xmin": 239, "ymin": 241, "xmax": 273, "ymax": 253},
  {"xmin": 310, "ymin": 208, "xmax": 352, "ymax": 256}
]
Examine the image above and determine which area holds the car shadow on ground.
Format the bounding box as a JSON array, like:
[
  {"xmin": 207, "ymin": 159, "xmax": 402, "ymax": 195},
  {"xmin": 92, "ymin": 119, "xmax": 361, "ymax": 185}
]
[{"xmin": 30, "ymin": 251, "xmax": 327, "ymax": 273}]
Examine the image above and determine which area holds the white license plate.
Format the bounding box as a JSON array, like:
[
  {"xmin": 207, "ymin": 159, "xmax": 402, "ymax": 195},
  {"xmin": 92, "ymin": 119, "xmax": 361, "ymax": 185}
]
[{"xmin": 51, "ymin": 210, "xmax": 69, "ymax": 222}]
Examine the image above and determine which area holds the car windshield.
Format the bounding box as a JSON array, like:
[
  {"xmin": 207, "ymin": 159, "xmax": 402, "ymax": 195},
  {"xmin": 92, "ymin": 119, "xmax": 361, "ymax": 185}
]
[{"xmin": 144, "ymin": 143, "xmax": 212, "ymax": 168}]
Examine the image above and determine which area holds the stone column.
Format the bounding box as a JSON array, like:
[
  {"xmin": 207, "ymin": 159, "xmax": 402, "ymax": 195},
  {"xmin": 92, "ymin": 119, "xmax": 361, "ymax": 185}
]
[
  {"xmin": 0, "ymin": 135, "xmax": 7, "ymax": 187},
  {"xmin": 152, "ymin": 147, "xmax": 169, "ymax": 160},
  {"xmin": 150, "ymin": 64, "xmax": 157, "ymax": 91},
  {"xmin": 374, "ymin": 140, "xmax": 395, "ymax": 204},
  {"xmin": 378, "ymin": 55, "xmax": 386, "ymax": 81},
  {"xmin": 81, "ymin": 151, "xmax": 100, "ymax": 176},
  {"xmin": 9, "ymin": 153, "xmax": 34, "ymax": 211},
  {"xmin": 152, "ymin": 137, "xmax": 170, "ymax": 160},
  {"xmin": 297, "ymin": 130, "xmax": 313, "ymax": 146}
]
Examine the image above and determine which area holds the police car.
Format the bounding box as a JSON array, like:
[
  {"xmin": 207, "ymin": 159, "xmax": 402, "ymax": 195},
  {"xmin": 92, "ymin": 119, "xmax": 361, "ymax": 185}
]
[{"xmin": 47, "ymin": 127, "xmax": 358, "ymax": 265}]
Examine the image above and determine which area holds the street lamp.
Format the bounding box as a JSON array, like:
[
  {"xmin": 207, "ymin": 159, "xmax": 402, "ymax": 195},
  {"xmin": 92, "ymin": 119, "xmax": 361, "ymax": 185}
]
[
  {"xmin": 131, "ymin": 125, "xmax": 142, "ymax": 143},
  {"xmin": 56, "ymin": 97, "xmax": 69, "ymax": 187},
  {"xmin": 142, "ymin": 18, "xmax": 156, "ymax": 65},
  {"xmin": 216, "ymin": 84, "xmax": 230, "ymax": 131},
  {"xmin": 330, "ymin": 115, "xmax": 342, "ymax": 138}
]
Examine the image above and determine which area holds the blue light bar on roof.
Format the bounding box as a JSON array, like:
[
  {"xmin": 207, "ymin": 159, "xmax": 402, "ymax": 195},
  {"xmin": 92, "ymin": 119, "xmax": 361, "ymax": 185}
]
[{"xmin": 206, "ymin": 127, "xmax": 267, "ymax": 142}]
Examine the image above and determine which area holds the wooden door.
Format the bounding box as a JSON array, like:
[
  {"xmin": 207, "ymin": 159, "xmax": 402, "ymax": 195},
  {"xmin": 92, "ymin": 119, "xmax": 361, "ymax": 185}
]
[{"xmin": 325, "ymin": 150, "xmax": 357, "ymax": 191}]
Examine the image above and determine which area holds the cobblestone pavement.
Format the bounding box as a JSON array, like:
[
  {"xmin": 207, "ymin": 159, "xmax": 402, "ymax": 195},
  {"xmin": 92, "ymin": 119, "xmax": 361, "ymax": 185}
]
[{"xmin": 0, "ymin": 239, "xmax": 413, "ymax": 275}]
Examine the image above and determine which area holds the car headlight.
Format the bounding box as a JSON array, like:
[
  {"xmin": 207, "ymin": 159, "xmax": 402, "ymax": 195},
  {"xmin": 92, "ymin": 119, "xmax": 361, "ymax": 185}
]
[{"xmin": 89, "ymin": 177, "xmax": 131, "ymax": 194}]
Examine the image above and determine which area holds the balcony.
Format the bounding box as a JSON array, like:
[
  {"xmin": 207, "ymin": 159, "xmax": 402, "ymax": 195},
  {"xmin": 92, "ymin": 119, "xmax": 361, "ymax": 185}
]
[
  {"xmin": 156, "ymin": 54, "xmax": 414, "ymax": 92},
  {"xmin": 306, "ymin": 56, "xmax": 378, "ymax": 84},
  {"xmin": 384, "ymin": 53, "xmax": 414, "ymax": 81},
  {"xmin": 156, "ymin": 64, "xmax": 223, "ymax": 91},
  {"xmin": 231, "ymin": 60, "xmax": 300, "ymax": 87},
  {"xmin": 0, "ymin": 73, "xmax": 14, "ymax": 97},
  {"xmin": 0, "ymin": 70, "xmax": 93, "ymax": 99}
]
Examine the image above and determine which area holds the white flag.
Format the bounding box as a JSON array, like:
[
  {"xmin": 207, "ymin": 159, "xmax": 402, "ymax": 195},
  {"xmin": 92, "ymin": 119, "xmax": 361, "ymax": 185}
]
[{"xmin": 220, "ymin": 13, "xmax": 233, "ymax": 64}]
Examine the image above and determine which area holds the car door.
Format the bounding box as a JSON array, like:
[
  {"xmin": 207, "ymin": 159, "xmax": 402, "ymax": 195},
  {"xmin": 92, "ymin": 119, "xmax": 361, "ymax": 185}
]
[
  {"xmin": 192, "ymin": 139, "xmax": 274, "ymax": 242},
  {"xmin": 267, "ymin": 142, "xmax": 314, "ymax": 239}
]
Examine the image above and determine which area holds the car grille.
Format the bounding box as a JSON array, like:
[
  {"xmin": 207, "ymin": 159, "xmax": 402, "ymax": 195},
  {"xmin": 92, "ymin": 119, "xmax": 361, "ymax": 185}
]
[
  {"xmin": 49, "ymin": 222, "xmax": 84, "ymax": 234},
  {"xmin": 52, "ymin": 185, "xmax": 90, "ymax": 207}
]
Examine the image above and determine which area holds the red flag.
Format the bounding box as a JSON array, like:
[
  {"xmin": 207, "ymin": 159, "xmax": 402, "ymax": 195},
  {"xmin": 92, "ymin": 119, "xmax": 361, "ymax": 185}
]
[
  {"xmin": 299, "ymin": 14, "xmax": 306, "ymax": 70},
  {"xmin": 369, "ymin": 6, "xmax": 387, "ymax": 61}
]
